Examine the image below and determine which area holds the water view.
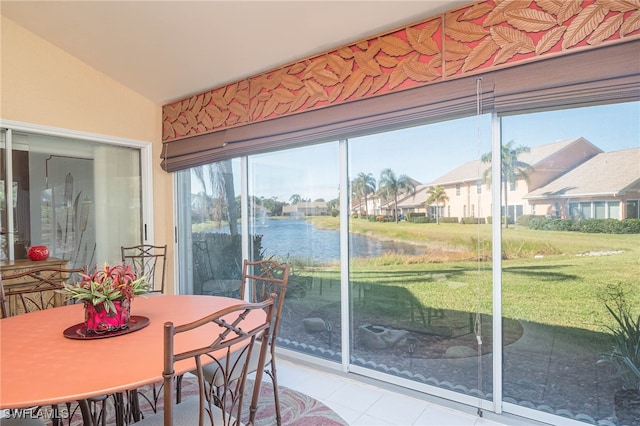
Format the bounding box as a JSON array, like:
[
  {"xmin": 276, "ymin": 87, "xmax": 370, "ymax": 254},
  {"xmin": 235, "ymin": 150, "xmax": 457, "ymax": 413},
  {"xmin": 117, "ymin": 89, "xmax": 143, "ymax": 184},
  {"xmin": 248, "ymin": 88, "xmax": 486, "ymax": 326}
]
[{"xmin": 252, "ymin": 218, "xmax": 423, "ymax": 263}]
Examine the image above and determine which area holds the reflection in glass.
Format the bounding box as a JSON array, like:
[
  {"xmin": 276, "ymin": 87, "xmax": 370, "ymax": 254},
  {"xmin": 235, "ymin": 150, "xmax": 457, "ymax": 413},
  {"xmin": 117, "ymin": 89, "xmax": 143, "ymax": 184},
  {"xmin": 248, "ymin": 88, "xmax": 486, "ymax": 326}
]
[
  {"xmin": 248, "ymin": 143, "xmax": 342, "ymax": 361},
  {"xmin": 500, "ymin": 101, "xmax": 640, "ymax": 425},
  {"xmin": 0, "ymin": 131, "xmax": 142, "ymax": 266},
  {"xmin": 348, "ymin": 114, "xmax": 493, "ymax": 401},
  {"xmin": 183, "ymin": 159, "xmax": 244, "ymax": 296},
  {"xmin": 172, "ymin": 100, "xmax": 639, "ymax": 426}
]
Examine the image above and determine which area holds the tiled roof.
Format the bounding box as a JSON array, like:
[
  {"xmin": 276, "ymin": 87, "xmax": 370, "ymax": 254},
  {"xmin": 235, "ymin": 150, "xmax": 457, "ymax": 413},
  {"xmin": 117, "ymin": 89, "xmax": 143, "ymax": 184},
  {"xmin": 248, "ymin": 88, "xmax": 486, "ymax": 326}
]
[
  {"xmin": 396, "ymin": 185, "xmax": 429, "ymax": 208},
  {"xmin": 526, "ymin": 148, "xmax": 640, "ymax": 199},
  {"xmin": 429, "ymin": 137, "xmax": 596, "ymax": 186}
]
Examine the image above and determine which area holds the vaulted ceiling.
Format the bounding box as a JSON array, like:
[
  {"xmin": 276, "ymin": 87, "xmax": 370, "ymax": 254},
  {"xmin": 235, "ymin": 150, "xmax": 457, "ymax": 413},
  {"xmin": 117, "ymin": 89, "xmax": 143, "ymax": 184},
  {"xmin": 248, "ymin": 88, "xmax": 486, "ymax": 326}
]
[{"xmin": 1, "ymin": 1, "xmax": 467, "ymax": 105}]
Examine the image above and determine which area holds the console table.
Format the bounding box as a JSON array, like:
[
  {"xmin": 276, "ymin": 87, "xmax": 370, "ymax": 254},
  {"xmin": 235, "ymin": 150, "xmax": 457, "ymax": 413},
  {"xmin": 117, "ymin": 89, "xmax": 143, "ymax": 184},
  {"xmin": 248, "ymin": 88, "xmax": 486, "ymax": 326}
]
[{"xmin": 0, "ymin": 257, "xmax": 70, "ymax": 316}]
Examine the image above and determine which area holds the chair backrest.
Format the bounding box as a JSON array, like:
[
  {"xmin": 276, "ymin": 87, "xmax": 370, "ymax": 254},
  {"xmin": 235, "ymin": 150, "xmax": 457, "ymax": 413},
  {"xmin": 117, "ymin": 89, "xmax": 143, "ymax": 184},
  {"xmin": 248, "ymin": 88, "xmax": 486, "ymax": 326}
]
[
  {"xmin": 121, "ymin": 244, "xmax": 167, "ymax": 294},
  {"xmin": 162, "ymin": 294, "xmax": 276, "ymax": 426},
  {"xmin": 0, "ymin": 266, "xmax": 85, "ymax": 318},
  {"xmin": 241, "ymin": 259, "xmax": 290, "ymax": 345},
  {"xmin": 193, "ymin": 240, "xmax": 215, "ymax": 282}
]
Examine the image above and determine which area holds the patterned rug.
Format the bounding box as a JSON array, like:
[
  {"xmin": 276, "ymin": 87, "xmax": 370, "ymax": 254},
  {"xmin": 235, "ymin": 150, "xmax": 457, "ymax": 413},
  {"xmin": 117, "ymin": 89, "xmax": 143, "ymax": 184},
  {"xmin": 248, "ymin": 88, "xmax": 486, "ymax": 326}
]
[{"xmin": 54, "ymin": 376, "xmax": 347, "ymax": 425}]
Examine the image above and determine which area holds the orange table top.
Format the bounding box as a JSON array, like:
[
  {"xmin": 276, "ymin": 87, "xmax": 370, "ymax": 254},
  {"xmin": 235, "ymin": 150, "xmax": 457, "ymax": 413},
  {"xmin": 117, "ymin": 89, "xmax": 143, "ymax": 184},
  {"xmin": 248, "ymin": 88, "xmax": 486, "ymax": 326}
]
[{"xmin": 0, "ymin": 295, "xmax": 257, "ymax": 409}]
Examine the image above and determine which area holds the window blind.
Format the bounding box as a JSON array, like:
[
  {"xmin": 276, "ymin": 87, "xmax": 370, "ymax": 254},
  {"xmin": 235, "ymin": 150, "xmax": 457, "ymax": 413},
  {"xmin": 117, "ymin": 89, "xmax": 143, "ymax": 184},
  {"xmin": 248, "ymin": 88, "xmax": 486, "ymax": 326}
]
[{"xmin": 161, "ymin": 40, "xmax": 639, "ymax": 172}]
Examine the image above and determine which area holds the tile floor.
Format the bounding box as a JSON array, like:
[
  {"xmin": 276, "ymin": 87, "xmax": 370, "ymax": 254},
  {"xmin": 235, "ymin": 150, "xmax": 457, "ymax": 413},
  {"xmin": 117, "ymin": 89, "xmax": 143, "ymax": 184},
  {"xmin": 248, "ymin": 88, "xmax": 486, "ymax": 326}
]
[{"xmin": 276, "ymin": 357, "xmax": 549, "ymax": 426}]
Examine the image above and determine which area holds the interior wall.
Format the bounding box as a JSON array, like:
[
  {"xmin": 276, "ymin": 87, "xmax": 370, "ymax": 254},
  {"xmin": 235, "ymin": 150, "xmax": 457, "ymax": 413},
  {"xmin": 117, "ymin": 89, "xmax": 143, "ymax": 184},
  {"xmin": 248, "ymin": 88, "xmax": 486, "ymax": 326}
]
[{"xmin": 0, "ymin": 15, "xmax": 174, "ymax": 292}]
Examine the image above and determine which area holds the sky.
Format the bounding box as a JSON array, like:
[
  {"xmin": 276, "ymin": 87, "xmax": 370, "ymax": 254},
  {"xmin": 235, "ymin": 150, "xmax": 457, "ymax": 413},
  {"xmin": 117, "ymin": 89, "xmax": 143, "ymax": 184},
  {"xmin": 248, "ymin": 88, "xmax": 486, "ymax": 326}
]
[{"xmin": 196, "ymin": 101, "xmax": 639, "ymax": 202}]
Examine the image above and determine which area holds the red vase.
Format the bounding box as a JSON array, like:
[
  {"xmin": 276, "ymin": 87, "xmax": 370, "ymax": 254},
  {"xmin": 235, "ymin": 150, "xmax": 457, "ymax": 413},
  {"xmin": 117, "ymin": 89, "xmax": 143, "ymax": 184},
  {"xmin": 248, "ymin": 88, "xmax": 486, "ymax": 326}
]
[
  {"xmin": 84, "ymin": 299, "xmax": 131, "ymax": 334},
  {"xmin": 27, "ymin": 245, "xmax": 49, "ymax": 261}
]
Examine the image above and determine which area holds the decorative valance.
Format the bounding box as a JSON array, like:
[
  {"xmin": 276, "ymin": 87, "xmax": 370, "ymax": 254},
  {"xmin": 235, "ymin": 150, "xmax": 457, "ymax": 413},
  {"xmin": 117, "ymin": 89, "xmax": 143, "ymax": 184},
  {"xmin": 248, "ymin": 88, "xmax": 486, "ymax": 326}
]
[{"xmin": 161, "ymin": 0, "xmax": 640, "ymax": 171}]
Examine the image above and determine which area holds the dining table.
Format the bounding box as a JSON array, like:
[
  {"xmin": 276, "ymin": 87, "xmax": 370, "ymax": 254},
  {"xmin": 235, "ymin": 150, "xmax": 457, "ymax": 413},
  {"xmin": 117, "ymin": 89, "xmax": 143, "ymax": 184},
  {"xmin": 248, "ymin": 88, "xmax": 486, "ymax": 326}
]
[{"xmin": 0, "ymin": 294, "xmax": 262, "ymax": 425}]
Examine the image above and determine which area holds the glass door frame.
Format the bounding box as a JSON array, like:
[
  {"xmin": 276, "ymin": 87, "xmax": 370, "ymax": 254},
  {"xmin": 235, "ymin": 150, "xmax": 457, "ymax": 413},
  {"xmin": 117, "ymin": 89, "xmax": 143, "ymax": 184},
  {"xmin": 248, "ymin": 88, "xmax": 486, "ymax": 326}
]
[
  {"xmin": 0, "ymin": 119, "xmax": 155, "ymax": 256},
  {"xmin": 172, "ymin": 100, "xmax": 638, "ymax": 426}
]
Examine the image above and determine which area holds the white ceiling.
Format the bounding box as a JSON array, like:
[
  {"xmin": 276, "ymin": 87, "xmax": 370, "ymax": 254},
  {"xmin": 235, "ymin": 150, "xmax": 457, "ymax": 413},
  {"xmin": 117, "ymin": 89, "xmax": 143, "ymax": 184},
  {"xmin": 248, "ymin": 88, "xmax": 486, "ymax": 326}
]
[{"xmin": 1, "ymin": 1, "xmax": 468, "ymax": 105}]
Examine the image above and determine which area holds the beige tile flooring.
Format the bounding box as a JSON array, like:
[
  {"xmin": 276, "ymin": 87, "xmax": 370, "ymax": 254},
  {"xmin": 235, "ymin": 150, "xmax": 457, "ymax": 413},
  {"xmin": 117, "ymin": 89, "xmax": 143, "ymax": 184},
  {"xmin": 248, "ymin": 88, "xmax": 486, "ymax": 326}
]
[{"xmin": 276, "ymin": 358, "xmax": 549, "ymax": 426}]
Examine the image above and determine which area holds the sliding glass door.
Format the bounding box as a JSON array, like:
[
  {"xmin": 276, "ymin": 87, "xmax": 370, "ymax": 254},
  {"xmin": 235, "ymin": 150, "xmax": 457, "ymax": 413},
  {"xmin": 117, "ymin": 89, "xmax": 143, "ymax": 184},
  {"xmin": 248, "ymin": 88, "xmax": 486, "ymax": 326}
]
[
  {"xmin": 0, "ymin": 129, "xmax": 144, "ymax": 268},
  {"xmin": 347, "ymin": 114, "xmax": 494, "ymax": 402},
  {"xmin": 175, "ymin": 159, "xmax": 243, "ymax": 296},
  {"xmin": 499, "ymin": 102, "xmax": 640, "ymax": 424},
  {"xmin": 173, "ymin": 100, "xmax": 639, "ymax": 426},
  {"xmin": 247, "ymin": 142, "xmax": 342, "ymax": 361}
]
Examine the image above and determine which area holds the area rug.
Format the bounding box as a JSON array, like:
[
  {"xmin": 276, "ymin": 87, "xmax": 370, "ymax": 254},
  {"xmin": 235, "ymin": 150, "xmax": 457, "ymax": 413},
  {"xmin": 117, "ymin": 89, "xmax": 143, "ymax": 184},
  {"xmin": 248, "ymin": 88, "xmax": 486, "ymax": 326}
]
[{"xmin": 57, "ymin": 376, "xmax": 347, "ymax": 426}]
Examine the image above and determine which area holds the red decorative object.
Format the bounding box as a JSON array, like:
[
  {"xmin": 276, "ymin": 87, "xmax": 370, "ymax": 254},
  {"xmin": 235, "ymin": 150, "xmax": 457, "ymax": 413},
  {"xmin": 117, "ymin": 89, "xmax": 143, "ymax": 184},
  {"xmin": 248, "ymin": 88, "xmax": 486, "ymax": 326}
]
[
  {"xmin": 84, "ymin": 299, "xmax": 131, "ymax": 334},
  {"xmin": 27, "ymin": 245, "xmax": 49, "ymax": 261}
]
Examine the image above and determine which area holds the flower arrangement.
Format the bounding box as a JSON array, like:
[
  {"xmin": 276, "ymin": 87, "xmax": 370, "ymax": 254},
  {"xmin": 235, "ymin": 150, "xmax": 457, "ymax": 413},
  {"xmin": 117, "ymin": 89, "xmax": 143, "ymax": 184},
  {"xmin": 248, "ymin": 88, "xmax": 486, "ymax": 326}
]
[{"xmin": 63, "ymin": 263, "xmax": 149, "ymax": 314}]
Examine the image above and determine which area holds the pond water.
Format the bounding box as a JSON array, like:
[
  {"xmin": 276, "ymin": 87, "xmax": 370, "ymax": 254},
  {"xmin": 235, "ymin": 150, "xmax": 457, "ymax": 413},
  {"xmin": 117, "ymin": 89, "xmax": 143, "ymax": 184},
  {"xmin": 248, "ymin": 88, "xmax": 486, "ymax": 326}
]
[{"xmin": 252, "ymin": 218, "xmax": 423, "ymax": 263}]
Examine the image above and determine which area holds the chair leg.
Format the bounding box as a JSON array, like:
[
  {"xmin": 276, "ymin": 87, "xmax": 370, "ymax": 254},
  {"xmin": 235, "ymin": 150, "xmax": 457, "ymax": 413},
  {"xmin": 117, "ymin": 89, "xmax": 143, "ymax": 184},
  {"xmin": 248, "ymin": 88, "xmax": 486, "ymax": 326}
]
[
  {"xmin": 77, "ymin": 399, "xmax": 96, "ymax": 426},
  {"xmin": 128, "ymin": 389, "xmax": 142, "ymax": 422},
  {"xmin": 111, "ymin": 393, "xmax": 126, "ymax": 426},
  {"xmin": 267, "ymin": 360, "xmax": 282, "ymax": 426},
  {"xmin": 175, "ymin": 374, "xmax": 184, "ymax": 404},
  {"xmin": 87, "ymin": 395, "xmax": 108, "ymax": 426},
  {"xmin": 50, "ymin": 405, "xmax": 61, "ymax": 426}
]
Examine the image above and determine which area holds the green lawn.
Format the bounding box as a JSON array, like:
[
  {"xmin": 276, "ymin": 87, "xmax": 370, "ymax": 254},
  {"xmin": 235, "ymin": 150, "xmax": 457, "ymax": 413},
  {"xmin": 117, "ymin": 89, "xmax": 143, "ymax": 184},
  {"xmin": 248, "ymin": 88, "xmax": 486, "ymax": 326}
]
[{"xmin": 298, "ymin": 217, "xmax": 639, "ymax": 333}]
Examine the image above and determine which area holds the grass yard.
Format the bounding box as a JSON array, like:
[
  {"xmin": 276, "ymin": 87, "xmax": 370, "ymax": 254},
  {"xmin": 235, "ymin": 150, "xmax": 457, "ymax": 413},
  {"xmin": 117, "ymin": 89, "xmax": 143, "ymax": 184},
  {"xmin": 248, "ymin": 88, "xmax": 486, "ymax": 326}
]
[{"xmin": 298, "ymin": 217, "xmax": 640, "ymax": 333}]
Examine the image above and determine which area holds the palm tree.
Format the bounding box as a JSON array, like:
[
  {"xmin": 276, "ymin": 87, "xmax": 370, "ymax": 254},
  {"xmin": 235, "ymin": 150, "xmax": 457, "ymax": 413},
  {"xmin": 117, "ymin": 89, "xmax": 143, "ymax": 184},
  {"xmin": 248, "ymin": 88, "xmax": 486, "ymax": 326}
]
[
  {"xmin": 289, "ymin": 194, "xmax": 302, "ymax": 204},
  {"xmin": 192, "ymin": 166, "xmax": 211, "ymax": 222},
  {"xmin": 426, "ymin": 185, "xmax": 449, "ymax": 224},
  {"xmin": 191, "ymin": 163, "xmax": 238, "ymax": 234},
  {"xmin": 378, "ymin": 168, "xmax": 415, "ymax": 223},
  {"xmin": 352, "ymin": 172, "xmax": 376, "ymax": 217},
  {"xmin": 481, "ymin": 141, "xmax": 532, "ymax": 228},
  {"xmin": 219, "ymin": 160, "xmax": 238, "ymax": 235}
]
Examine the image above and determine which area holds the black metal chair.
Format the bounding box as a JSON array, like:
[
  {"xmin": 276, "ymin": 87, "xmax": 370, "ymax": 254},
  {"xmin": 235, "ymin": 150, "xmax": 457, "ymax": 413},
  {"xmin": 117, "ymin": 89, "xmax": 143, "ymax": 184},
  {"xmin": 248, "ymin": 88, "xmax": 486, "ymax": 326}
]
[
  {"xmin": 133, "ymin": 295, "xmax": 276, "ymax": 426},
  {"xmin": 121, "ymin": 244, "xmax": 167, "ymax": 294},
  {"xmin": 200, "ymin": 259, "xmax": 290, "ymax": 426},
  {"xmin": 0, "ymin": 266, "xmax": 84, "ymax": 317}
]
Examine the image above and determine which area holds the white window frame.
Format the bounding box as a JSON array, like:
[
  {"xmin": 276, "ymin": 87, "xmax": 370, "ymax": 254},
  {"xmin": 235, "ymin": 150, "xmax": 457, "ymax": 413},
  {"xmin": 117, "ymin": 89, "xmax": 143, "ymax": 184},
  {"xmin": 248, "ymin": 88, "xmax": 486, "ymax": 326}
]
[{"xmin": 0, "ymin": 119, "xmax": 154, "ymax": 245}]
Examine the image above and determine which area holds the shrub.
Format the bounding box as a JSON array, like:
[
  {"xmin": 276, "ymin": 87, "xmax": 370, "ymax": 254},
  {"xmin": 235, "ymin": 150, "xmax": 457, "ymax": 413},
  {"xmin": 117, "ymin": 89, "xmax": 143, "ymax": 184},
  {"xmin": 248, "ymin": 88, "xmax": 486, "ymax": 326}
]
[
  {"xmin": 460, "ymin": 217, "xmax": 485, "ymax": 224},
  {"xmin": 618, "ymin": 219, "xmax": 640, "ymax": 233},
  {"xmin": 599, "ymin": 282, "xmax": 640, "ymax": 391},
  {"xmin": 518, "ymin": 215, "xmax": 545, "ymax": 227},
  {"xmin": 528, "ymin": 217, "xmax": 639, "ymax": 234},
  {"xmin": 406, "ymin": 212, "xmax": 425, "ymax": 220},
  {"xmin": 440, "ymin": 217, "xmax": 459, "ymax": 224},
  {"xmin": 528, "ymin": 217, "xmax": 578, "ymax": 231},
  {"xmin": 579, "ymin": 219, "xmax": 640, "ymax": 234},
  {"xmin": 410, "ymin": 216, "xmax": 428, "ymax": 223},
  {"xmin": 192, "ymin": 232, "xmax": 263, "ymax": 280}
]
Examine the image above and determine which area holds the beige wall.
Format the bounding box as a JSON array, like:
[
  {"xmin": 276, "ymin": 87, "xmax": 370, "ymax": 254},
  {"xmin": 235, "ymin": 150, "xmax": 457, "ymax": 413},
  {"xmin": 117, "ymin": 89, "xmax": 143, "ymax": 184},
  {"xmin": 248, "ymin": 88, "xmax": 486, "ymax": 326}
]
[{"xmin": 1, "ymin": 16, "xmax": 175, "ymax": 292}]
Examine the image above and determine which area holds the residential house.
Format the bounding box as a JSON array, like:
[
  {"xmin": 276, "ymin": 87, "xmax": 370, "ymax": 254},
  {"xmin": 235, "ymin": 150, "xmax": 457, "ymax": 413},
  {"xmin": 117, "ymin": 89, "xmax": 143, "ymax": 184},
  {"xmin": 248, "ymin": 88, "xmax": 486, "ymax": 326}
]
[
  {"xmin": 526, "ymin": 147, "xmax": 640, "ymax": 220},
  {"xmin": 282, "ymin": 201, "xmax": 328, "ymax": 217},
  {"xmin": 425, "ymin": 137, "xmax": 602, "ymax": 222},
  {"xmin": 357, "ymin": 138, "xmax": 640, "ymax": 224}
]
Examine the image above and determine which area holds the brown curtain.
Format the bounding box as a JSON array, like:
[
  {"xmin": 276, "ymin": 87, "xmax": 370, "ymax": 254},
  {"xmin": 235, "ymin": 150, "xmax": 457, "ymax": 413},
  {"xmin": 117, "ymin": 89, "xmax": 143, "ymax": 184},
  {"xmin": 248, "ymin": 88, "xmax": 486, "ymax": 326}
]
[{"xmin": 161, "ymin": 40, "xmax": 640, "ymax": 172}]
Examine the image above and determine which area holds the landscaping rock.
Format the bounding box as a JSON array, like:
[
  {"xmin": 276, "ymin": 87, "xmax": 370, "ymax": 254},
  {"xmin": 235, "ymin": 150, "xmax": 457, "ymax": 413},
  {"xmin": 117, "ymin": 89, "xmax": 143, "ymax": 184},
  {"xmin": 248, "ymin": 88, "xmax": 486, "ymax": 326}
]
[
  {"xmin": 303, "ymin": 317, "xmax": 327, "ymax": 332},
  {"xmin": 358, "ymin": 324, "xmax": 409, "ymax": 350}
]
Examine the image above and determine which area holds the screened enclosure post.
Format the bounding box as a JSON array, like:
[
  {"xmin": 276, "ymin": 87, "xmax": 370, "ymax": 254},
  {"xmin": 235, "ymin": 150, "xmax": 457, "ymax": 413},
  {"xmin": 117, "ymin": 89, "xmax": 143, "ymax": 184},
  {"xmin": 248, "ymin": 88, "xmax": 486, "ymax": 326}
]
[{"xmin": 491, "ymin": 112, "xmax": 503, "ymax": 414}]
